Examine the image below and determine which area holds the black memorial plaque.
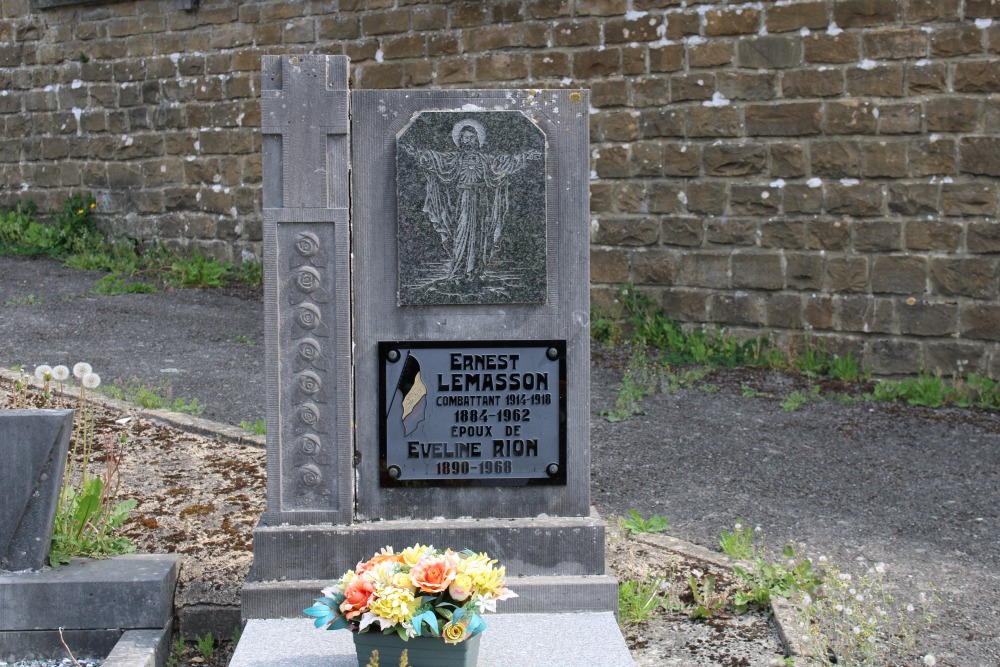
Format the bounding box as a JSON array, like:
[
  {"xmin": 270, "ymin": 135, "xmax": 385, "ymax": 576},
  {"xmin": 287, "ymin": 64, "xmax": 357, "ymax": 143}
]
[{"xmin": 379, "ymin": 341, "xmax": 566, "ymax": 487}]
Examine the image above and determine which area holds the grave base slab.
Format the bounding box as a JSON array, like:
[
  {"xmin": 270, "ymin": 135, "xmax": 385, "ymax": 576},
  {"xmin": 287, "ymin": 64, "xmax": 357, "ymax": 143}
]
[{"xmin": 229, "ymin": 614, "xmax": 634, "ymax": 667}]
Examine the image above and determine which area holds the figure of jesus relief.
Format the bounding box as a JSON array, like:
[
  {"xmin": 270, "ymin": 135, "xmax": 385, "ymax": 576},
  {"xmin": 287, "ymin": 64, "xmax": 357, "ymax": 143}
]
[{"xmin": 396, "ymin": 112, "xmax": 547, "ymax": 305}]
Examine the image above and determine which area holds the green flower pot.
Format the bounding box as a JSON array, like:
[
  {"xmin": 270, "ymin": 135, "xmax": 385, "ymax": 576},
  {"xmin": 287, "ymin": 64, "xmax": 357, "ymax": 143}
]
[{"xmin": 352, "ymin": 631, "xmax": 481, "ymax": 667}]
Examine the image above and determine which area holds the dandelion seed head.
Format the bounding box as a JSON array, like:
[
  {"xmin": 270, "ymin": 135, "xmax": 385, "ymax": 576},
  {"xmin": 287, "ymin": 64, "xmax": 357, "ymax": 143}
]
[
  {"xmin": 923, "ymin": 655, "xmax": 937, "ymax": 666},
  {"xmin": 83, "ymin": 372, "xmax": 101, "ymax": 389},
  {"xmin": 34, "ymin": 364, "xmax": 53, "ymax": 381},
  {"xmin": 73, "ymin": 362, "xmax": 92, "ymax": 379},
  {"xmin": 52, "ymin": 365, "xmax": 70, "ymax": 381}
]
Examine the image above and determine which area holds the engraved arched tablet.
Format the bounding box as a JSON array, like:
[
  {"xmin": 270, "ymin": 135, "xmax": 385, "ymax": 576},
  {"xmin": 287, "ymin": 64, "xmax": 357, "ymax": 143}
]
[{"xmin": 396, "ymin": 110, "xmax": 546, "ymax": 306}]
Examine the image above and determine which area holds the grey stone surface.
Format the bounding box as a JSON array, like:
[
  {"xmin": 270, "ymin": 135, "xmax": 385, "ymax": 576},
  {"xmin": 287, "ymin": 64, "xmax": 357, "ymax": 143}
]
[
  {"xmin": 353, "ymin": 88, "xmax": 592, "ymax": 521},
  {"xmin": 0, "ymin": 409, "xmax": 73, "ymax": 571},
  {"xmin": 244, "ymin": 574, "xmax": 618, "ymax": 620},
  {"xmin": 396, "ymin": 110, "xmax": 546, "ymax": 305},
  {"xmin": 247, "ymin": 514, "xmax": 607, "ymax": 581},
  {"xmin": 0, "ymin": 554, "xmax": 179, "ymax": 631},
  {"xmin": 0, "ymin": 629, "xmax": 121, "ymax": 662},
  {"xmin": 230, "ymin": 614, "xmax": 634, "ymax": 667},
  {"xmin": 260, "ymin": 54, "xmax": 353, "ymax": 526},
  {"xmin": 101, "ymin": 624, "xmax": 172, "ymax": 667}
]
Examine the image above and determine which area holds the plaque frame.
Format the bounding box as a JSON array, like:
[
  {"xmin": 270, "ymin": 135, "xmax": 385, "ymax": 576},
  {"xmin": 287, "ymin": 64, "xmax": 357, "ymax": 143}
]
[{"xmin": 378, "ymin": 339, "xmax": 567, "ymax": 488}]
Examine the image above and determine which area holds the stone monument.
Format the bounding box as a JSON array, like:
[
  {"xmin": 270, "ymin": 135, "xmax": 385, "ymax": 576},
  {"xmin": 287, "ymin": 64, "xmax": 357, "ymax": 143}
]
[{"xmin": 243, "ymin": 57, "xmax": 621, "ymax": 642}]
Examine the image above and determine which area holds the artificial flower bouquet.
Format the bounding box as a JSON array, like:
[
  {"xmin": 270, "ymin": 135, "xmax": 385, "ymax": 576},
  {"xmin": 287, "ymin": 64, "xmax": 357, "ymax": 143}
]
[{"xmin": 304, "ymin": 544, "xmax": 517, "ymax": 644}]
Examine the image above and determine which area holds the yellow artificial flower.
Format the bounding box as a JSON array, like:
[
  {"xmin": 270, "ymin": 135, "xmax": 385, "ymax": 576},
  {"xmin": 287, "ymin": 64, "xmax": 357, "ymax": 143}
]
[
  {"xmin": 369, "ymin": 585, "xmax": 418, "ymax": 624},
  {"xmin": 441, "ymin": 619, "xmax": 470, "ymax": 644},
  {"xmin": 469, "ymin": 565, "xmax": 506, "ymax": 598},
  {"xmin": 400, "ymin": 544, "xmax": 431, "ymax": 566}
]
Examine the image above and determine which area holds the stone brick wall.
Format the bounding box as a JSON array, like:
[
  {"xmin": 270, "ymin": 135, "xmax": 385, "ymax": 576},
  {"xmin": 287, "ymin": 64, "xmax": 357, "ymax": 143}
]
[{"xmin": 1, "ymin": 0, "xmax": 999, "ymax": 375}]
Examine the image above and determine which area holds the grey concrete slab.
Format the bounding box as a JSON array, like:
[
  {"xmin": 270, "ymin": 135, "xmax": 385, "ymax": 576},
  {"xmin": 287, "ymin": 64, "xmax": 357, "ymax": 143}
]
[
  {"xmin": 243, "ymin": 573, "xmax": 618, "ymax": 620},
  {"xmin": 102, "ymin": 623, "xmax": 172, "ymax": 667},
  {"xmin": 230, "ymin": 614, "xmax": 634, "ymax": 667},
  {"xmin": 0, "ymin": 554, "xmax": 179, "ymax": 631},
  {"xmin": 0, "ymin": 628, "xmax": 120, "ymax": 662},
  {"xmin": 0, "ymin": 409, "xmax": 73, "ymax": 571},
  {"xmin": 247, "ymin": 514, "xmax": 608, "ymax": 581}
]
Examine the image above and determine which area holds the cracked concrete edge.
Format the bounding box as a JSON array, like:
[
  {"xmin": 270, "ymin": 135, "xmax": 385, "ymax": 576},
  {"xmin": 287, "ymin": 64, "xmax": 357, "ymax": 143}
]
[
  {"xmin": 101, "ymin": 621, "xmax": 172, "ymax": 667},
  {"xmin": 0, "ymin": 368, "xmax": 265, "ymax": 448},
  {"xmin": 623, "ymin": 531, "xmax": 823, "ymax": 665}
]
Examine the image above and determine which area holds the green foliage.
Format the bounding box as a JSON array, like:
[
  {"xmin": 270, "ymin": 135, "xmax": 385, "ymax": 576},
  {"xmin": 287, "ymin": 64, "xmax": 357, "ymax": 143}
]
[
  {"xmin": 240, "ymin": 418, "xmax": 266, "ymax": 435},
  {"xmin": 719, "ymin": 522, "xmax": 754, "ymax": 560},
  {"xmin": 827, "ymin": 352, "xmax": 862, "ymax": 382},
  {"xmin": 794, "ymin": 338, "xmax": 828, "ymax": 378},
  {"xmin": 166, "ymin": 636, "xmax": 185, "ymax": 667},
  {"xmin": 688, "ymin": 574, "xmax": 726, "ymax": 620},
  {"xmin": 619, "ymin": 576, "xmax": 670, "ymax": 625},
  {"xmin": 601, "ymin": 346, "xmax": 664, "ymax": 422},
  {"xmin": 5, "ymin": 293, "xmax": 42, "ymax": 306},
  {"xmin": 1, "ymin": 194, "xmax": 259, "ymax": 294},
  {"xmin": 195, "ymin": 632, "xmax": 215, "ymax": 661},
  {"xmin": 617, "ymin": 285, "xmax": 765, "ymax": 367},
  {"xmin": 232, "ymin": 260, "xmax": 263, "ymax": 286},
  {"xmin": 92, "ymin": 274, "xmax": 157, "ymax": 296},
  {"xmin": 50, "ymin": 414, "xmax": 137, "ymax": 567},
  {"xmin": 781, "ymin": 390, "xmax": 811, "ymax": 412},
  {"xmin": 732, "ymin": 544, "xmax": 822, "ymax": 614},
  {"xmin": 620, "ymin": 509, "xmax": 670, "ymax": 536},
  {"xmin": 102, "ymin": 375, "xmax": 205, "ymax": 415},
  {"xmin": 233, "ymin": 334, "xmax": 256, "ymax": 346},
  {"xmin": 169, "ymin": 249, "xmax": 232, "ymax": 288}
]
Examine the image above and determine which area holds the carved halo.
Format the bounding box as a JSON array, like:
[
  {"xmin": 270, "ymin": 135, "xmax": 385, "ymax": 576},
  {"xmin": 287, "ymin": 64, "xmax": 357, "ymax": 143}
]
[{"xmin": 451, "ymin": 119, "xmax": 487, "ymax": 148}]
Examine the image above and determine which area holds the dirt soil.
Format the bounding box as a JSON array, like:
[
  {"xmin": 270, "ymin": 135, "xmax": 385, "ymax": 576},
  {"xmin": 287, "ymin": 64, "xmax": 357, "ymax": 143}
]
[{"xmin": 2, "ymin": 256, "xmax": 999, "ymax": 666}]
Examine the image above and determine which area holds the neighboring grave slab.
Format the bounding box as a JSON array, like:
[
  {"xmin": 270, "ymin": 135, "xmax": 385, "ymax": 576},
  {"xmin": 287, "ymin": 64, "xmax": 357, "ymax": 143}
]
[{"xmin": 0, "ymin": 409, "xmax": 73, "ymax": 571}]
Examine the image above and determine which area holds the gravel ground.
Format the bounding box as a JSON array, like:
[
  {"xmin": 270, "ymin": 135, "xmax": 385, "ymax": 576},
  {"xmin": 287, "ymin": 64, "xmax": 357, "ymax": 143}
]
[{"xmin": 2, "ymin": 255, "xmax": 998, "ymax": 666}]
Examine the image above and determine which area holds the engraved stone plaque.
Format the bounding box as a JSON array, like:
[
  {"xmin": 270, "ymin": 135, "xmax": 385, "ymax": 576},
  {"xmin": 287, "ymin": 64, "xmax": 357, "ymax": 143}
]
[
  {"xmin": 396, "ymin": 111, "xmax": 547, "ymax": 306},
  {"xmin": 379, "ymin": 341, "xmax": 566, "ymax": 486}
]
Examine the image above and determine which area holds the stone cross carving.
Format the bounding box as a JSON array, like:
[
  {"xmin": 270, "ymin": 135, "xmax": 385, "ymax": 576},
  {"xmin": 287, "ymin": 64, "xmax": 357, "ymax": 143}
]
[{"xmin": 260, "ymin": 56, "xmax": 352, "ymax": 525}]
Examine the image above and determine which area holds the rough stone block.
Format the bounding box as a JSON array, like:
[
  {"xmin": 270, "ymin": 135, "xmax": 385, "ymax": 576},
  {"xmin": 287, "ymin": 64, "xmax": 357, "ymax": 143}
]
[
  {"xmin": 717, "ymin": 71, "xmax": 776, "ymax": 100},
  {"xmin": 732, "ymin": 251, "xmax": 783, "ymax": 290},
  {"xmin": 870, "ymin": 338, "xmax": 921, "ymax": 375},
  {"xmin": 836, "ymin": 295, "xmax": 894, "ymax": 333},
  {"xmin": 705, "ymin": 7, "xmax": 760, "ymax": 35},
  {"xmin": 766, "ymin": 1, "xmax": 828, "ymax": 33},
  {"xmin": 745, "ymin": 102, "xmax": 821, "ymax": 136},
  {"xmin": 930, "ymin": 257, "xmax": 997, "ymax": 299},
  {"xmin": 804, "ymin": 33, "xmax": 859, "ymax": 63},
  {"xmin": 706, "ymin": 217, "xmax": 757, "ymax": 246},
  {"xmin": 807, "ymin": 218, "xmax": 851, "ymax": 250},
  {"xmin": 632, "ymin": 248, "xmax": 679, "ymax": 284},
  {"xmin": 785, "ymin": 252, "xmax": 824, "ymax": 290},
  {"xmin": 730, "ymin": 184, "xmax": 780, "ymax": 214},
  {"xmin": 782, "ymin": 68, "xmax": 843, "ymax": 98},
  {"xmin": 960, "ymin": 137, "xmax": 1000, "ymax": 176},
  {"xmin": 591, "ymin": 247, "xmax": 630, "ymax": 284},
  {"xmin": 710, "ymin": 292, "xmax": 763, "ymax": 325},
  {"xmin": 866, "ymin": 28, "xmax": 928, "ymax": 58},
  {"xmin": 967, "ymin": 221, "xmax": 1000, "ymax": 253},
  {"xmin": 941, "ymin": 183, "xmax": 997, "ymax": 216},
  {"xmin": 805, "ymin": 294, "xmax": 834, "ymax": 329},
  {"xmin": 846, "ymin": 64, "xmax": 905, "ymax": 97},
  {"xmin": 703, "ymin": 142, "xmax": 766, "ymax": 176},
  {"xmin": 871, "ymin": 255, "xmax": 926, "ymax": 294},
  {"xmin": 864, "ymin": 141, "xmax": 908, "ymax": 178},
  {"xmin": 679, "ymin": 251, "xmax": 730, "ymax": 289},
  {"xmin": 954, "ymin": 61, "xmax": 1000, "ymax": 92},
  {"xmin": 770, "ymin": 143, "xmax": 806, "ymax": 177},
  {"xmin": 909, "ymin": 138, "xmax": 957, "ymax": 176},
  {"xmin": 905, "ymin": 220, "xmax": 962, "ymax": 251},
  {"xmin": 0, "ymin": 409, "xmax": 73, "ymax": 571},
  {"xmin": 737, "ymin": 35, "xmax": 801, "ymax": 69},
  {"xmin": 826, "ymin": 182, "xmax": 884, "ymax": 217},
  {"xmin": 961, "ymin": 302, "xmax": 1000, "ymax": 340},
  {"xmin": 898, "ymin": 300, "xmax": 959, "ymax": 337},
  {"xmin": 833, "ymin": 0, "xmax": 900, "ymax": 28},
  {"xmin": 923, "ymin": 340, "xmax": 987, "ymax": 377},
  {"xmin": 660, "ymin": 287, "xmax": 710, "ymax": 322},
  {"xmin": 0, "ymin": 554, "xmax": 179, "ymax": 631},
  {"xmin": 811, "ymin": 140, "xmax": 861, "ymax": 177},
  {"xmin": 761, "ymin": 220, "xmax": 805, "ymax": 249},
  {"xmin": 660, "ymin": 216, "xmax": 704, "ymax": 246}
]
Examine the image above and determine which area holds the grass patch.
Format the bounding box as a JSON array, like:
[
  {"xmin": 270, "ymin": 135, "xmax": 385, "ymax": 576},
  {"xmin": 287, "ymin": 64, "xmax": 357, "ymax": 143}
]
[
  {"xmin": 1, "ymin": 193, "xmax": 262, "ymax": 293},
  {"xmin": 101, "ymin": 375, "xmax": 204, "ymax": 416}
]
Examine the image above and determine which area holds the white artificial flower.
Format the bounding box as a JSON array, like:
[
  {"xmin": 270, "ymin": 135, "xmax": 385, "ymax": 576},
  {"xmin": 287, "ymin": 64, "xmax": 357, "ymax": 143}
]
[
  {"xmin": 73, "ymin": 362, "xmax": 92, "ymax": 379},
  {"xmin": 923, "ymin": 655, "xmax": 937, "ymax": 666},
  {"xmin": 83, "ymin": 372, "xmax": 101, "ymax": 389},
  {"xmin": 52, "ymin": 365, "xmax": 70, "ymax": 381},
  {"xmin": 34, "ymin": 364, "xmax": 52, "ymax": 380}
]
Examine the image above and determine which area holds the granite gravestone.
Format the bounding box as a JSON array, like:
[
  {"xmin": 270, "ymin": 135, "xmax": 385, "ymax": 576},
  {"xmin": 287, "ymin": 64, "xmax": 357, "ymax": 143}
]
[
  {"xmin": 243, "ymin": 56, "xmax": 617, "ymax": 622},
  {"xmin": 0, "ymin": 409, "xmax": 73, "ymax": 571}
]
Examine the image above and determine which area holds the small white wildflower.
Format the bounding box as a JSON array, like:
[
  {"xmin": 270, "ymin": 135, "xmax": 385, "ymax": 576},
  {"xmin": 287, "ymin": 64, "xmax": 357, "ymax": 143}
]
[
  {"xmin": 923, "ymin": 655, "xmax": 937, "ymax": 666},
  {"xmin": 801, "ymin": 593, "xmax": 812, "ymax": 605},
  {"xmin": 735, "ymin": 523, "xmax": 743, "ymax": 530},
  {"xmin": 818, "ymin": 555, "xmax": 827, "ymax": 562},
  {"xmin": 82, "ymin": 372, "xmax": 101, "ymax": 389},
  {"xmin": 849, "ymin": 588, "xmax": 857, "ymax": 595},
  {"xmin": 856, "ymin": 594, "xmax": 864, "ymax": 602},
  {"xmin": 852, "ymin": 626, "xmax": 861, "ymax": 635},
  {"xmin": 845, "ymin": 606, "xmax": 854, "ymax": 616},
  {"xmin": 691, "ymin": 568, "xmax": 704, "ymax": 578},
  {"xmin": 73, "ymin": 362, "xmax": 92, "ymax": 379},
  {"xmin": 754, "ymin": 525, "xmax": 762, "ymax": 533},
  {"xmin": 839, "ymin": 573, "xmax": 852, "ymax": 581},
  {"xmin": 906, "ymin": 604, "xmax": 915, "ymax": 613},
  {"xmin": 52, "ymin": 365, "xmax": 70, "ymax": 381},
  {"xmin": 34, "ymin": 364, "xmax": 53, "ymax": 381},
  {"xmin": 835, "ymin": 604, "xmax": 844, "ymax": 612},
  {"xmin": 875, "ymin": 562, "xmax": 886, "ymax": 574}
]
